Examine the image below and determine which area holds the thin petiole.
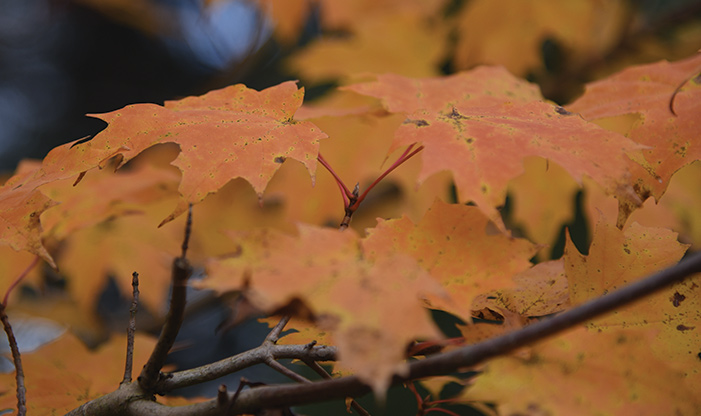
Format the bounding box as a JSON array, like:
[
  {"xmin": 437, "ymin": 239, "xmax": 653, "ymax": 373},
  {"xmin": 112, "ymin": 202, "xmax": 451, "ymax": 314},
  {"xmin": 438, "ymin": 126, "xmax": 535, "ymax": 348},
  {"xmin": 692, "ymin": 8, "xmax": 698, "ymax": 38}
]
[
  {"xmin": 318, "ymin": 153, "xmax": 354, "ymax": 207},
  {"xmin": 351, "ymin": 144, "xmax": 424, "ymax": 210}
]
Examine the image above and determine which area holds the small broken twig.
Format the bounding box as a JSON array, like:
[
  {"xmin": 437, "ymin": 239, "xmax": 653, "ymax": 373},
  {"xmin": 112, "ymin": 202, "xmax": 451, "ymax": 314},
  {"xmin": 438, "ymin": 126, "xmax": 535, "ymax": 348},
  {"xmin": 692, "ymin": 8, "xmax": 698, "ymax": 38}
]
[{"xmin": 121, "ymin": 272, "xmax": 140, "ymax": 386}]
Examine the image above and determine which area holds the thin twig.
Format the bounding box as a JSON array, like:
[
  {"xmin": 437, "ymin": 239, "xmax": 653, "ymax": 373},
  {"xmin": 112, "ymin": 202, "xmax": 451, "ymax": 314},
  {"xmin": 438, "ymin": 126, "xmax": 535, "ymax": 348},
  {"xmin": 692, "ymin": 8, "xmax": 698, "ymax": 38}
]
[
  {"xmin": 121, "ymin": 272, "xmax": 140, "ymax": 386},
  {"xmin": 265, "ymin": 315, "xmax": 291, "ymax": 344},
  {"xmin": 3, "ymin": 255, "xmax": 40, "ymax": 307},
  {"xmin": 181, "ymin": 204, "xmax": 193, "ymax": 259},
  {"xmin": 1, "ymin": 303, "xmax": 26, "ymax": 416},
  {"xmin": 266, "ymin": 358, "xmax": 311, "ymax": 383},
  {"xmin": 139, "ymin": 205, "xmax": 194, "ymax": 393}
]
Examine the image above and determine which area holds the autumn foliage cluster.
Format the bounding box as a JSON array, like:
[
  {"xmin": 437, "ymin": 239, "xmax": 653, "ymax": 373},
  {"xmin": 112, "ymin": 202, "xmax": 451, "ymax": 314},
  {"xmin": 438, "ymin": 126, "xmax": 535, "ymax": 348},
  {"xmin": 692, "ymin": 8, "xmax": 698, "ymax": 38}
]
[{"xmin": 1, "ymin": 1, "xmax": 700, "ymax": 415}]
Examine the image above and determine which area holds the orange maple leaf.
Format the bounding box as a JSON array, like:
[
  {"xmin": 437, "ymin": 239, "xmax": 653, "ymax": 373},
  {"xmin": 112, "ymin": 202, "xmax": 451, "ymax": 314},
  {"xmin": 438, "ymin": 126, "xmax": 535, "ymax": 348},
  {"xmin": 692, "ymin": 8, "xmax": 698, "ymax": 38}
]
[
  {"xmin": 346, "ymin": 68, "xmax": 643, "ymax": 229},
  {"xmin": 82, "ymin": 81, "xmax": 326, "ymax": 225},
  {"xmin": 466, "ymin": 327, "xmax": 699, "ymax": 415},
  {"xmin": 363, "ymin": 199, "xmax": 537, "ymax": 321},
  {"xmin": 565, "ymin": 217, "xmax": 699, "ymax": 389},
  {"xmin": 203, "ymin": 225, "xmax": 443, "ymax": 396},
  {"xmin": 0, "ymin": 332, "xmax": 160, "ymax": 414},
  {"xmin": 568, "ymin": 53, "xmax": 701, "ymax": 223}
]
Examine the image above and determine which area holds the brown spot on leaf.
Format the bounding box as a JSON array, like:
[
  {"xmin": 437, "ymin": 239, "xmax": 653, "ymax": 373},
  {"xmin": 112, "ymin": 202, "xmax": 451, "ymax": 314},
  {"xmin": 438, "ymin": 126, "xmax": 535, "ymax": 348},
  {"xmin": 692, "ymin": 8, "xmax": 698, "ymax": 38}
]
[
  {"xmin": 447, "ymin": 107, "xmax": 467, "ymax": 120},
  {"xmin": 404, "ymin": 118, "xmax": 429, "ymax": 127},
  {"xmin": 274, "ymin": 156, "xmax": 286, "ymax": 163},
  {"xmin": 555, "ymin": 106, "xmax": 574, "ymax": 116},
  {"xmin": 676, "ymin": 324, "xmax": 695, "ymax": 332},
  {"xmin": 671, "ymin": 291, "xmax": 686, "ymax": 307}
]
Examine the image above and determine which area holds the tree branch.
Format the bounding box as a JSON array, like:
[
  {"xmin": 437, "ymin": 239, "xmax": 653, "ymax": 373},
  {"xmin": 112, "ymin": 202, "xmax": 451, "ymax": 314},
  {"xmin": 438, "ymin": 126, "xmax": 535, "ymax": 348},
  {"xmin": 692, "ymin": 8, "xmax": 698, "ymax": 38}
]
[
  {"xmin": 157, "ymin": 342, "xmax": 337, "ymax": 392},
  {"xmin": 139, "ymin": 205, "xmax": 194, "ymax": 393}
]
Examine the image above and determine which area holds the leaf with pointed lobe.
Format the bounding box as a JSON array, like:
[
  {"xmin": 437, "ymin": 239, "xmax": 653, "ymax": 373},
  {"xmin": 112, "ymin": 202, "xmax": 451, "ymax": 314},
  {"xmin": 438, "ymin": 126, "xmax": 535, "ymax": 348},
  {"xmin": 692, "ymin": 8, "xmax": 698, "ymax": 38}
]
[
  {"xmin": 568, "ymin": 53, "xmax": 701, "ymax": 222},
  {"xmin": 363, "ymin": 199, "xmax": 538, "ymax": 321},
  {"xmin": 82, "ymin": 81, "xmax": 326, "ymax": 225},
  {"xmin": 564, "ymin": 218, "xmax": 700, "ymax": 388},
  {"xmin": 347, "ymin": 68, "xmax": 643, "ymax": 229},
  {"xmin": 203, "ymin": 225, "xmax": 443, "ymax": 396},
  {"xmin": 465, "ymin": 327, "xmax": 700, "ymax": 415}
]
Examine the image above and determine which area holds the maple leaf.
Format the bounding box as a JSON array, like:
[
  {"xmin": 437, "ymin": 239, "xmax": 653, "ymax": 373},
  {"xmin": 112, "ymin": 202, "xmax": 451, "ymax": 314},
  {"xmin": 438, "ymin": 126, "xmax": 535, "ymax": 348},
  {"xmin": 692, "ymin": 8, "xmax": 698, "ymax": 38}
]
[
  {"xmin": 583, "ymin": 161, "xmax": 701, "ymax": 253},
  {"xmin": 203, "ymin": 225, "xmax": 443, "ymax": 396},
  {"xmin": 568, "ymin": 53, "xmax": 701, "ymax": 223},
  {"xmin": 81, "ymin": 81, "xmax": 326, "ymax": 224},
  {"xmin": 346, "ymin": 68, "xmax": 643, "ymax": 229},
  {"xmin": 465, "ymin": 327, "xmax": 700, "ymax": 415},
  {"xmin": 0, "ymin": 82, "xmax": 324, "ymax": 265},
  {"xmin": 363, "ymin": 199, "xmax": 537, "ymax": 321},
  {"xmin": 564, "ymin": 217, "xmax": 700, "ymax": 389}
]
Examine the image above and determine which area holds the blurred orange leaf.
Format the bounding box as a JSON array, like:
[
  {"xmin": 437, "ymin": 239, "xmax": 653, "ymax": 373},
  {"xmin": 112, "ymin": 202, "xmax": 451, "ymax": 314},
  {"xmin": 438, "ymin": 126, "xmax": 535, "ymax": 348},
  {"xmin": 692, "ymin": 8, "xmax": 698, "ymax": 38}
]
[
  {"xmin": 363, "ymin": 199, "xmax": 537, "ymax": 320},
  {"xmin": 203, "ymin": 225, "xmax": 443, "ymax": 396},
  {"xmin": 0, "ymin": 333, "xmax": 159, "ymax": 414}
]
